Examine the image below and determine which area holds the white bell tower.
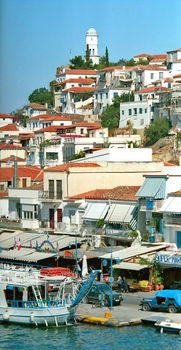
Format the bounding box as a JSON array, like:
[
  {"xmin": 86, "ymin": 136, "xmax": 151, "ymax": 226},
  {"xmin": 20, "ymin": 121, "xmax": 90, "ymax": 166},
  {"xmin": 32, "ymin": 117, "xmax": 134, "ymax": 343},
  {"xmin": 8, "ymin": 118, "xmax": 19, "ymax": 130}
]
[{"xmin": 86, "ymin": 28, "xmax": 100, "ymax": 65}]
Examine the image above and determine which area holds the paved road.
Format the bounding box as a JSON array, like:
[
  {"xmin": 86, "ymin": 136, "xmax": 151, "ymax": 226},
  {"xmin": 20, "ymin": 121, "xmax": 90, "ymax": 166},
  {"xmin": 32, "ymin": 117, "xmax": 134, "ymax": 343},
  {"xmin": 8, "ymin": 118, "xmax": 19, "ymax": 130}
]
[{"xmin": 77, "ymin": 291, "xmax": 181, "ymax": 323}]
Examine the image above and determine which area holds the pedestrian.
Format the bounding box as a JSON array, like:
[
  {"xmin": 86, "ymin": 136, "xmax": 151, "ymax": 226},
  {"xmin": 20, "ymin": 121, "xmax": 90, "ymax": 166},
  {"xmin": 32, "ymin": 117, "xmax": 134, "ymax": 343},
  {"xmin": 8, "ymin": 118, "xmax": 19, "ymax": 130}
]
[
  {"xmin": 122, "ymin": 277, "xmax": 129, "ymax": 293},
  {"xmin": 117, "ymin": 276, "xmax": 123, "ymax": 291}
]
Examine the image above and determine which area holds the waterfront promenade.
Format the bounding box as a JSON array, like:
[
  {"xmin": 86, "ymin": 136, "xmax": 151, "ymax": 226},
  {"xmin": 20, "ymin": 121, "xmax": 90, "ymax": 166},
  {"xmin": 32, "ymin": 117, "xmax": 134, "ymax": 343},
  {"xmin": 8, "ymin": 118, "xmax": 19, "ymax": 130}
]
[{"xmin": 77, "ymin": 291, "xmax": 181, "ymax": 325}]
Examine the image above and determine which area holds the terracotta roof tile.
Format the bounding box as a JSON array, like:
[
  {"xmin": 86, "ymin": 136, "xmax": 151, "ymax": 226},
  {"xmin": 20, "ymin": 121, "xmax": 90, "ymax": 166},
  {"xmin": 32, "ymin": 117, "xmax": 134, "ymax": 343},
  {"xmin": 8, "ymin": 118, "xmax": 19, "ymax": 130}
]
[
  {"xmin": 0, "ymin": 166, "xmax": 43, "ymax": 181},
  {"xmin": 56, "ymin": 78, "xmax": 96, "ymax": 85},
  {"xmin": 135, "ymin": 86, "xmax": 170, "ymax": 94},
  {"xmin": 44, "ymin": 162, "xmax": 101, "ymax": 172},
  {"xmin": 63, "ymin": 87, "xmax": 96, "ymax": 93},
  {"xmin": 0, "ymin": 191, "xmax": 8, "ymax": 198},
  {"xmin": 29, "ymin": 114, "xmax": 72, "ymax": 121},
  {"xmin": 69, "ymin": 186, "xmax": 140, "ymax": 201},
  {"xmin": 0, "ymin": 155, "xmax": 26, "ymax": 163},
  {"xmin": 35, "ymin": 125, "xmax": 75, "ymax": 133},
  {"xmin": 0, "ymin": 124, "xmax": 19, "ymax": 131},
  {"xmin": 57, "ymin": 69, "xmax": 97, "ymax": 76},
  {"xmin": 29, "ymin": 103, "xmax": 47, "ymax": 110},
  {"xmin": 0, "ymin": 114, "xmax": 14, "ymax": 119},
  {"xmin": 0, "ymin": 143, "xmax": 24, "ymax": 150}
]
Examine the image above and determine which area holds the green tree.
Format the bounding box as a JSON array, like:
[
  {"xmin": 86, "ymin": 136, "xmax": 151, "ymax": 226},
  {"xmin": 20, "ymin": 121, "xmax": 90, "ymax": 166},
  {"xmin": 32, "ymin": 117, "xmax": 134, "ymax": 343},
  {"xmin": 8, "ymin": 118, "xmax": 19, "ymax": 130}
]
[
  {"xmin": 85, "ymin": 45, "xmax": 93, "ymax": 68},
  {"xmin": 105, "ymin": 47, "xmax": 109, "ymax": 66},
  {"xmin": 69, "ymin": 55, "xmax": 85, "ymax": 69},
  {"xmin": 101, "ymin": 93, "xmax": 134, "ymax": 130},
  {"xmin": 28, "ymin": 87, "xmax": 53, "ymax": 106},
  {"xmin": 144, "ymin": 117, "xmax": 171, "ymax": 146}
]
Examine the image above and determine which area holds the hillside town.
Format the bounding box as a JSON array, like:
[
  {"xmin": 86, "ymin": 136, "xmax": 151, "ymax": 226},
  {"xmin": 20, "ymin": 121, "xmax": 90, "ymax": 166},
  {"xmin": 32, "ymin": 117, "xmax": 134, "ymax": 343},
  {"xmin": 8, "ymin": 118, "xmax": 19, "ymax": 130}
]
[{"xmin": 0, "ymin": 28, "xmax": 181, "ymax": 293}]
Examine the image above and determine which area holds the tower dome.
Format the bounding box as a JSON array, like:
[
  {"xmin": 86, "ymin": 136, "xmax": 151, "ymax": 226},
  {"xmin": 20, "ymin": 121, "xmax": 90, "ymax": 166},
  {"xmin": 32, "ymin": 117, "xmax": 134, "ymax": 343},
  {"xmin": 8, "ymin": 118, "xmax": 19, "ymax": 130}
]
[
  {"xmin": 85, "ymin": 28, "xmax": 99, "ymax": 65},
  {"xmin": 87, "ymin": 28, "xmax": 97, "ymax": 35}
]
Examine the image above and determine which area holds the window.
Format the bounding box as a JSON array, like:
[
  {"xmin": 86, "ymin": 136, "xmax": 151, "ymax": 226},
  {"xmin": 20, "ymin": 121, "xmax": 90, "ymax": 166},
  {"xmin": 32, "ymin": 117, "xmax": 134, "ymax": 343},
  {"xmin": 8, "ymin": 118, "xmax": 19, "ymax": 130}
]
[
  {"xmin": 49, "ymin": 180, "xmax": 54, "ymax": 199},
  {"xmin": 113, "ymin": 92, "xmax": 118, "ymax": 98},
  {"xmin": 151, "ymin": 106, "xmax": 154, "ymax": 112},
  {"xmin": 150, "ymin": 73, "xmax": 154, "ymax": 79},
  {"xmin": 145, "ymin": 108, "xmax": 147, "ymax": 113},
  {"xmin": 80, "ymin": 128, "xmax": 84, "ymax": 134},
  {"xmin": 128, "ymin": 109, "xmax": 132, "ymax": 116},
  {"xmin": 56, "ymin": 180, "xmax": 62, "ymax": 199},
  {"xmin": 139, "ymin": 95, "xmax": 142, "ymax": 101},
  {"xmin": 100, "ymin": 93, "xmax": 102, "ymax": 99},
  {"xmin": 105, "ymin": 93, "xmax": 108, "ymax": 99},
  {"xmin": 24, "ymin": 211, "xmax": 33, "ymax": 220},
  {"xmin": 133, "ymin": 108, "xmax": 137, "ymax": 115},
  {"xmin": 159, "ymin": 72, "xmax": 163, "ymax": 79},
  {"xmin": 139, "ymin": 108, "xmax": 142, "ymax": 114},
  {"xmin": 121, "ymin": 110, "xmax": 124, "ymax": 115},
  {"xmin": 46, "ymin": 152, "xmax": 58, "ymax": 160},
  {"xmin": 34, "ymin": 205, "xmax": 39, "ymax": 219}
]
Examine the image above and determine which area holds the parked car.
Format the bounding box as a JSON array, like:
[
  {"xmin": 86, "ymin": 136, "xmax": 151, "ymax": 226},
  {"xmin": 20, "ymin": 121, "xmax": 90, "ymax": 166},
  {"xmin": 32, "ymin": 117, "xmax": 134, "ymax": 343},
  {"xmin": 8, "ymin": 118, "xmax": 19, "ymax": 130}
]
[
  {"xmin": 140, "ymin": 290, "xmax": 181, "ymax": 313},
  {"xmin": 85, "ymin": 282, "xmax": 123, "ymax": 306},
  {"xmin": 168, "ymin": 281, "xmax": 181, "ymax": 290}
]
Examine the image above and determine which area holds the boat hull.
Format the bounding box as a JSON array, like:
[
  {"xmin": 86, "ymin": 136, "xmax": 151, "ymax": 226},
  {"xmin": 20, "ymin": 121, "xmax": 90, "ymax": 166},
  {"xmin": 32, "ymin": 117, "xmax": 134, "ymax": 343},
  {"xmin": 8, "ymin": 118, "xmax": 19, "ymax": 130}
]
[
  {"xmin": 155, "ymin": 322, "xmax": 181, "ymax": 334},
  {"xmin": 0, "ymin": 306, "xmax": 76, "ymax": 327}
]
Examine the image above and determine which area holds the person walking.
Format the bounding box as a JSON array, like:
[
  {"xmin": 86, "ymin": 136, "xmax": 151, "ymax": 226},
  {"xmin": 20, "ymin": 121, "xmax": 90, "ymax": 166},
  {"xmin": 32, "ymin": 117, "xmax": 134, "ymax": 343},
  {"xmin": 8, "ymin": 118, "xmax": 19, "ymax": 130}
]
[{"xmin": 122, "ymin": 277, "xmax": 129, "ymax": 293}]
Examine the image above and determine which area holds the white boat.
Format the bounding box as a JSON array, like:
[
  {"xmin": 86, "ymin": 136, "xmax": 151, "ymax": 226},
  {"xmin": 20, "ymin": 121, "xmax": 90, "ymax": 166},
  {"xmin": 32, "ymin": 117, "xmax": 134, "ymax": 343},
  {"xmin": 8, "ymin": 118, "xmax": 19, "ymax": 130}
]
[
  {"xmin": 0, "ymin": 267, "xmax": 98, "ymax": 327},
  {"xmin": 155, "ymin": 319, "xmax": 181, "ymax": 334}
]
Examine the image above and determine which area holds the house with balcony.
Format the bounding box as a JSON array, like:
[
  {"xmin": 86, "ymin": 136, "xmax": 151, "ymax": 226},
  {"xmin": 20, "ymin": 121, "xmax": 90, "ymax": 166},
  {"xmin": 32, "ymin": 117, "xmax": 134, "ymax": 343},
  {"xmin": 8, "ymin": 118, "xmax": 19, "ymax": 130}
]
[
  {"xmin": 22, "ymin": 103, "xmax": 48, "ymax": 118},
  {"xmin": 63, "ymin": 186, "xmax": 140, "ymax": 240},
  {"xmin": 54, "ymin": 69, "xmax": 97, "ymax": 113},
  {"xmin": 93, "ymin": 66, "xmax": 134, "ymax": 115},
  {"xmin": 119, "ymin": 86, "xmax": 171, "ymax": 130},
  {"xmin": 42, "ymin": 158, "xmax": 164, "ymax": 232},
  {"xmin": 160, "ymin": 189, "xmax": 181, "ymax": 248},
  {"xmin": 130, "ymin": 65, "xmax": 169, "ymax": 91},
  {"xmin": 0, "ymin": 114, "xmax": 14, "ymax": 127},
  {"xmin": 28, "ymin": 114, "xmax": 73, "ymax": 131},
  {"xmin": 136, "ymin": 171, "xmax": 181, "ymax": 245},
  {"xmin": 167, "ymin": 48, "xmax": 181, "ymax": 75}
]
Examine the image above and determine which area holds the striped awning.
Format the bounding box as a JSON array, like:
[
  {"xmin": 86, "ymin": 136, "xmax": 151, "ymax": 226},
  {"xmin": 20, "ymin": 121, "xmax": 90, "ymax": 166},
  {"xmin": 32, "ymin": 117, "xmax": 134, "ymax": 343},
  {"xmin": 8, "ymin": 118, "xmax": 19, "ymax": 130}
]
[
  {"xmin": 160, "ymin": 197, "xmax": 181, "ymax": 213},
  {"xmin": 83, "ymin": 203, "xmax": 109, "ymax": 221},
  {"xmin": 105, "ymin": 204, "xmax": 138, "ymax": 229},
  {"xmin": 136, "ymin": 177, "xmax": 166, "ymax": 199}
]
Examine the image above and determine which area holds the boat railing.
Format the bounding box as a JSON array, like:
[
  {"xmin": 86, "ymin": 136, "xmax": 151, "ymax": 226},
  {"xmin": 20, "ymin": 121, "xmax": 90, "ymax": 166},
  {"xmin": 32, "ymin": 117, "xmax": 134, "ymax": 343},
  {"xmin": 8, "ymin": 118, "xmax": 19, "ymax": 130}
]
[{"xmin": 7, "ymin": 299, "xmax": 67, "ymax": 308}]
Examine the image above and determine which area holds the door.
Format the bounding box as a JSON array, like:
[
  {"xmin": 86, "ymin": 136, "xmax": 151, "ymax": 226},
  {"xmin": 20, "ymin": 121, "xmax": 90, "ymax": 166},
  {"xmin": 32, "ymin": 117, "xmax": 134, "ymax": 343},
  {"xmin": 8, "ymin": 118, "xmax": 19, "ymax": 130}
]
[
  {"xmin": 57, "ymin": 209, "xmax": 62, "ymax": 223},
  {"xmin": 176, "ymin": 231, "xmax": 181, "ymax": 248},
  {"xmin": 49, "ymin": 208, "xmax": 55, "ymax": 229}
]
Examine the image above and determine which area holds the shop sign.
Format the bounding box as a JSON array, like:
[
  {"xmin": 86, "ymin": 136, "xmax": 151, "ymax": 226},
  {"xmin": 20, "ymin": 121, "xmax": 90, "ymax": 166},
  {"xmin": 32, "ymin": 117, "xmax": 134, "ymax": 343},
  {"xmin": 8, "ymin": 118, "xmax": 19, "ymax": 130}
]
[{"xmin": 155, "ymin": 254, "xmax": 181, "ymax": 266}]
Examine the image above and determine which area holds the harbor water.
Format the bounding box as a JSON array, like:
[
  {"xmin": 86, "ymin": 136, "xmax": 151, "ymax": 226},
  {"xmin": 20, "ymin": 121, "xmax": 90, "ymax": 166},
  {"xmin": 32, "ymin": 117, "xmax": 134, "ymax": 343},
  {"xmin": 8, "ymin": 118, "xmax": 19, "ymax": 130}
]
[{"xmin": 0, "ymin": 323, "xmax": 180, "ymax": 350}]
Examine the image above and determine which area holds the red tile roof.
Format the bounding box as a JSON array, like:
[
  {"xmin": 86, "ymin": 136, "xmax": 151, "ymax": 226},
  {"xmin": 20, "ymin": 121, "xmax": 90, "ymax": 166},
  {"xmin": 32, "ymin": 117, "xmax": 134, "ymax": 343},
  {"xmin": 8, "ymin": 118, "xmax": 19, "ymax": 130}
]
[
  {"xmin": 164, "ymin": 77, "xmax": 173, "ymax": 82},
  {"xmin": 134, "ymin": 54, "xmax": 151, "ymax": 58},
  {"xmin": 69, "ymin": 186, "xmax": 140, "ymax": 201},
  {"xmin": 74, "ymin": 121, "xmax": 101, "ymax": 128},
  {"xmin": 44, "ymin": 162, "xmax": 101, "ymax": 172},
  {"xmin": 29, "ymin": 114, "xmax": 72, "ymax": 121},
  {"xmin": 132, "ymin": 65, "xmax": 167, "ymax": 71},
  {"xmin": 0, "ymin": 114, "xmax": 14, "ymax": 119},
  {"xmin": 0, "ymin": 166, "xmax": 43, "ymax": 181},
  {"xmin": 0, "ymin": 143, "xmax": 24, "ymax": 150},
  {"xmin": 173, "ymin": 74, "xmax": 181, "ymax": 78},
  {"xmin": 0, "ymin": 124, "xmax": 19, "ymax": 131},
  {"xmin": 0, "ymin": 155, "xmax": 26, "ymax": 163},
  {"xmin": 35, "ymin": 125, "xmax": 75, "ymax": 133},
  {"xmin": 19, "ymin": 133, "xmax": 34, "ymax": 140},
  {"xmin": 29, "ymin": 103, "xmax": 47, "ymax": 110},
  {"xmin": 56, "ymin": 78, "xmax": 96, "ymax": 85},
  {"xmin": 100, "ymin": 65, "xmax": 123, "ymax": 71},
  {"xmin": 57, "ymin": 69, "xmax": 97, "ymax": 76},
  {"xmin": 63, "ymin": 87, "xmax": 96, "ymax": 93},
  {"xmin": 0, "ymin": 191, "xmax": 8, "ymax": 198},
  {"xmin": 164, "ymin": 162, "xmax": 177, "ymax": 166},
  {"xmin": 135, "ymin": 86, "xmax": 170, "ymax": 94}
]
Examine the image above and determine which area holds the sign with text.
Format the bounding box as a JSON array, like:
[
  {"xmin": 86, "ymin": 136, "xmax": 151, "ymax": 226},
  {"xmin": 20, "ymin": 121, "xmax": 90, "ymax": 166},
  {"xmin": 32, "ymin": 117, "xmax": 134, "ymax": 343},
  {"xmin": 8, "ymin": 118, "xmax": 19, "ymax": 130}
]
[{"xmin": 155, "ymin": 254, "xmax": 181, "ymax": 267}]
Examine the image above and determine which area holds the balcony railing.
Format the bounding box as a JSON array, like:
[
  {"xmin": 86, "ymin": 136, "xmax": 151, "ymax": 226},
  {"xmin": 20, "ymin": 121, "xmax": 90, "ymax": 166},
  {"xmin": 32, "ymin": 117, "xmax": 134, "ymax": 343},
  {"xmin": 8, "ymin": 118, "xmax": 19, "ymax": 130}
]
[
  {"xmin": 140, "ymin": 200, "xmax": 163, "ymax": 212},
  {"xmin": 39, "ymin": 191, "xmax": 62, "ymax": 201}
]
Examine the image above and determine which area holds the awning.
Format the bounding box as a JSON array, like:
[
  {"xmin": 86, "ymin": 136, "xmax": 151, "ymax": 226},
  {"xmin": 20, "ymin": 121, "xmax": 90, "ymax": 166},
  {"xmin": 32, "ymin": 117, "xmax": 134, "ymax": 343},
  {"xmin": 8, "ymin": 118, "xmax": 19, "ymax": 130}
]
[
  {"xmin": 105, "ymin": 204, "xmax": 138, "ymax": 229},
  {"xmin": 112, "ymin": 262, "xmax": 149, "ymax": 271},
  {"xmin": 0, "ymin": 248, "xmax": 56, "ymax": 262},
  {"xmin": 136, "ymin": 177, "xmax": 166, "ymax": 199},
  {"xmin": 83, "ymin": 202, "xmax": 109, "ymax": 221},
  {"xmin": 160, "ymin": 197, "xmax": 181, "ymax": 213}
]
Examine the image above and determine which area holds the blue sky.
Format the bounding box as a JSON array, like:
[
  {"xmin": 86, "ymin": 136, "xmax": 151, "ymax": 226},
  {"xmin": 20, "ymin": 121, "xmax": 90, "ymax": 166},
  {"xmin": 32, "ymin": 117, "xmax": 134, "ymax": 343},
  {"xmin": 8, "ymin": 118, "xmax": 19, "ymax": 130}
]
[{"xmin": 0, "ymin": 0, "xmax": 181, "ymax": 113}]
